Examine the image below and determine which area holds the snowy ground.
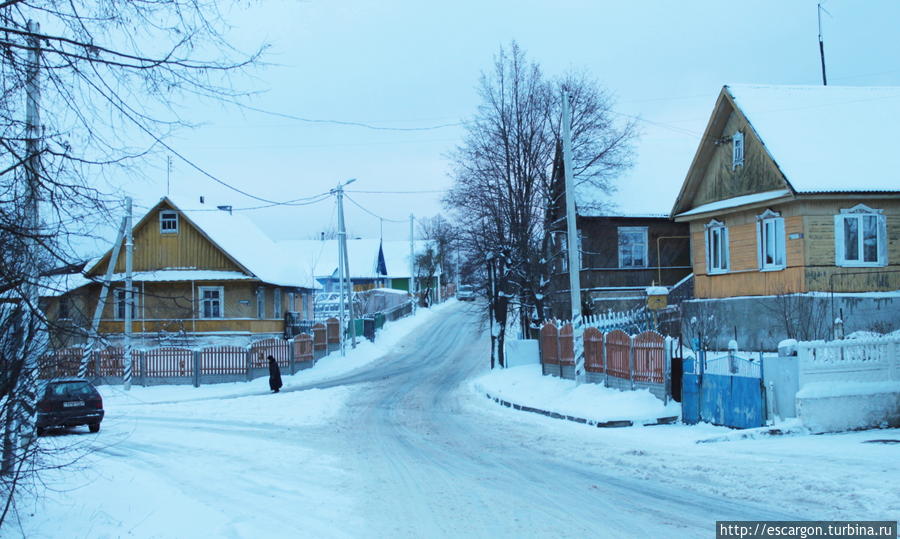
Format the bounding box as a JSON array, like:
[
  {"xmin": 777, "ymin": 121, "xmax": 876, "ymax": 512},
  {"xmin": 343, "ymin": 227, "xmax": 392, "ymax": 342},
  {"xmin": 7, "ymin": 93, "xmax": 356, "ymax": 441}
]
[{"xmin": 13, "ymin": 300, "xmax": 900, "ymax": 538}]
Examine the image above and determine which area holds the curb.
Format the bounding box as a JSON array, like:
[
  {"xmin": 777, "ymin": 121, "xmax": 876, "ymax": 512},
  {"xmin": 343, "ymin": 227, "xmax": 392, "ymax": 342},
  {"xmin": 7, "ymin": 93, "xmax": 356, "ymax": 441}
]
[{"xmin": 483, "ymin": 392, "xmax": 678, "ymax": 428}]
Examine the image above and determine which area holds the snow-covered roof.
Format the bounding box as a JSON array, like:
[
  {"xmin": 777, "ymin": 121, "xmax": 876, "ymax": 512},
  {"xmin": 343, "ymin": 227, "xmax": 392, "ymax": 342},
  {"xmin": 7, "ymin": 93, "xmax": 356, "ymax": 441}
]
[
  {"xmin": 86, "ymin": 197, "xmax": 319, "ymax": 289},
  {"xmin": 106, "ymin": 270, "xmax": 254, "ymax": 283},
  {"xmin": 676, "ymin": 189, "xmax": 792, "ymax": 218},
  {"xmin": 281, "ymin": 239, "xmax": 431, "ymax": 280},
  {"xmin": 726, "ymin": 84, "xmax": 900, "ymax": 193},
  {"xmin": 39, "ymin": 272, "xmax": 93, "ymax": 297}
]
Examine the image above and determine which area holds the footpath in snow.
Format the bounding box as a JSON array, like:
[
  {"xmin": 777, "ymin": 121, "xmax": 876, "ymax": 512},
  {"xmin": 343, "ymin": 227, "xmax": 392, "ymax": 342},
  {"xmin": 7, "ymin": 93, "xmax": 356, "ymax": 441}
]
[
  {"xmin": 100, "ymin": 299, "xmax": 458, "ymax": 407},
  {"xmin": 472, "ymin": 364, "xmax": 680, "ymax": 426}
]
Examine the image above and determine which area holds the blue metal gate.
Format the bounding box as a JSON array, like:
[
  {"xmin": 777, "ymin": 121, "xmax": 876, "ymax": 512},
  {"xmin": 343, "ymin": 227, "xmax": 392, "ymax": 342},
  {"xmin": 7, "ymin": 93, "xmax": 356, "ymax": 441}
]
[{"xmin": 681, "ymin": 352, "xmax": 766, "ymax": 429}]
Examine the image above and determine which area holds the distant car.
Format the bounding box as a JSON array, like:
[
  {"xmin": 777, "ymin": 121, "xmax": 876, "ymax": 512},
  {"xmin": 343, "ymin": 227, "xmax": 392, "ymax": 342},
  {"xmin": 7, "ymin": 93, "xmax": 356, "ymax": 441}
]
[
  {"xmin": 457, "ymin": 285, "xmax": 476, "ymax": 301},
  {"xmin": 36, "ymin": 378, "xmax": 104, "ymax": 435}
]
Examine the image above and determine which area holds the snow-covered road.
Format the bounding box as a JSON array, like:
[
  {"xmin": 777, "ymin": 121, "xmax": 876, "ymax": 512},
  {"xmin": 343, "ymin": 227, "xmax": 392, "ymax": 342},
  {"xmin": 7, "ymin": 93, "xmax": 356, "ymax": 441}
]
[{"xmin": 19, "ymin": 301, "xmax": 898, "ymax": 538}]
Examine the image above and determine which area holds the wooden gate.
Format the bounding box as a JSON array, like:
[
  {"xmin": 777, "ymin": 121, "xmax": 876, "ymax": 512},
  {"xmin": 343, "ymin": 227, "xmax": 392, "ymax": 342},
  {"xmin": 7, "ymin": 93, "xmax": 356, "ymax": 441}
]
[
  {"xmin": 584, "ymin": 327, "xmax": 604, "ymax": 372},
  {"xmin": 633, "ymin": 331, "xmax": 664, "ymax": 383},
  {"xmin": 604, "ymin": 330, "xmax": 631, "ymax": 380}
]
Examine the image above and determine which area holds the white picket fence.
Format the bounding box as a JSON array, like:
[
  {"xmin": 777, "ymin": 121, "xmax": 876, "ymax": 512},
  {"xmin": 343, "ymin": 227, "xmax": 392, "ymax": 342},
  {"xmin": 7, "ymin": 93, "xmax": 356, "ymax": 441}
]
[
  {"xmin": 583, "ymin": 308, "xmax": 646, "ymax": 332},
  {"xmin": 797, "ymin": 335, "xmax": 900, "ymax": 386}
]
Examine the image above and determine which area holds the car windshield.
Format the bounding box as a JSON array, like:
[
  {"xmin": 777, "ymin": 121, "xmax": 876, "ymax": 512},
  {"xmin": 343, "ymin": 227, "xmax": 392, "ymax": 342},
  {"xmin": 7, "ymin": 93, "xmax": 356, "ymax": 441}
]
[
  {"xmin": 459, "ymin": 286, "xmax": 472, "ymax": 293},
  {"xmin": 46, "ymin": 382, "xmax": 95, "ymax": 399}
]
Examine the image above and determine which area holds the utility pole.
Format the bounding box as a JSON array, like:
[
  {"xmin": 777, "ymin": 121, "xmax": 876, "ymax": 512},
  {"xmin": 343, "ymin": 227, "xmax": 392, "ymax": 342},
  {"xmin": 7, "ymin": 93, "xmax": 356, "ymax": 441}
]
[
  {"xmin": 4, "ymin": 20, "xmax": 44, "ymax": 474},
  {"xmin": 78, "ymin": 217, "xmax": 127, "ymax": 378},
  {"xmin": 123, "ymin": 197, "xmax": 134, "ymax": 390},
  {"xmin": 409, "ymin": 214, "xmax": 416, "ymax": 312},
  {"xmin": 562, "ymin": 90, "xmax": 586, "ymax": 385},
  {"xmin": 334, "ymin": 179, "xmax": 356, "ymax": 355}
]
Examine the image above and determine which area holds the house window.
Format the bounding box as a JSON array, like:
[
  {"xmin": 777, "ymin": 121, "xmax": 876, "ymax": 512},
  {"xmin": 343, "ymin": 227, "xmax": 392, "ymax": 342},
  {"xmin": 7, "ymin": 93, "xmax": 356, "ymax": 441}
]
[
  {"xmin": 160, "ymin": 211, "xmax": 179, "ymax": 234},
  {"xmin": 757, "ymin": 210, "xmax": 785, "ymax": 271},
  {"xmin": 555, "ymin": 232, "xmax": 568, "ymax": 272},
  {"xmin": 834, "ymin": 205, "xmax": 887, "ymax": 267},
  {"xmin": 705, "ymin": 219, "xmax": 729, "ymax": 274},
  {"xmin": 58, "ymin": 296, "xmax": 71, "ymax": 320},
  {"xmin": 256, "ymin": 287, "xmax": 266, "ymax": 319},
  {"xmin": 199, "ymin": 286, "xmax": 224, "ymax": 319},
  {"xmin": 732, "ymin": 131, "xmax": 744, "ymax": 170},
  {"xmin": 114, "ymin": 288, "xmax": 137, "ymax": 320},
  {"xmin": 618, "ymin": 227, "xmax": 648, "ymax": 268},
  {"xmin": 287, "ymin": 291, "xmax": 296, "ymax": 312},
  {"xmin": 274, "ymin": 288, "xmax": 282, "ymax": 318}
]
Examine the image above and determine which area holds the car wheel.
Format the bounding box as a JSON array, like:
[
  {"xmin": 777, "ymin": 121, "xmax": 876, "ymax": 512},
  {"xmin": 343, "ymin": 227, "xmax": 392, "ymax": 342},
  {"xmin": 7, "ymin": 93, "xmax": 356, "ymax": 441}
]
[{"xmin": 88, "ymin": 423, "xmax": 100, "ymax": 433}]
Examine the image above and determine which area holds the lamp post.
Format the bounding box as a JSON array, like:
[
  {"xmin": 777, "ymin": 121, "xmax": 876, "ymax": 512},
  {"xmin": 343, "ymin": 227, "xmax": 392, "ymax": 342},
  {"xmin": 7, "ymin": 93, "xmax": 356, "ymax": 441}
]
[{"xmin": 333, "ymin": 178, "xmax": 356, "ymax": 355}]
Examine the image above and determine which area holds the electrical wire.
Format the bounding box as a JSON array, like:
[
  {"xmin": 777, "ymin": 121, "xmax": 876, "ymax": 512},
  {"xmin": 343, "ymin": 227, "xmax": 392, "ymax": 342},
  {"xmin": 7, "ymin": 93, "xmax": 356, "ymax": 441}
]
[
  {"xmin": 228, "ymin": 101, "xmax": 464, "ymax": 132},
  {"xmin": 343, "ymin": 193, "xmax": 407, "ymax": 223},
  {"xmin": 346, "ymin": 189, "xmax": 446, "ymax": 195}
]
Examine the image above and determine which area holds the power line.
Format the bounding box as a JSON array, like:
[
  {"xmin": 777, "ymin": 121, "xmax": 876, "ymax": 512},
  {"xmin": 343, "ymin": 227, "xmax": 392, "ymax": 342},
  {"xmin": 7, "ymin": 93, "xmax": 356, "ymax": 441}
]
[
  {"xmin": 229, "ymin": 101, "xmax": 464, "ymax": 132},
  {"xmin": 343, "ymin": 193, "xmax": 406, "ymax": 223},
  {"xmin": 346, "ymin": 189, "xmax": 446, "ymax": 195}
]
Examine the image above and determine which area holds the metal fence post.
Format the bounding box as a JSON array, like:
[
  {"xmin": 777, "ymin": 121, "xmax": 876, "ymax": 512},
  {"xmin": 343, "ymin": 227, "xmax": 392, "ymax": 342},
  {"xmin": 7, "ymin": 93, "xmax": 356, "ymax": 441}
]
[
  {"xmin": 192, "ymin": 350, "xmax": 200, "ymax": 388},
  {"xmin": 629, "ymin": 334, "xmax": 635, "ymax": 390}
]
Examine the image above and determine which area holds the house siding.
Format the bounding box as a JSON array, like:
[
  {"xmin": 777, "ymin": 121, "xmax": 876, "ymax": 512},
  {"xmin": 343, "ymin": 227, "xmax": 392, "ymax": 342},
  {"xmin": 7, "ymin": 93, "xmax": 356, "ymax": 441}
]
[{"xmin": 690, "ymin": 199, "xmax": 900, "ymax": 298}]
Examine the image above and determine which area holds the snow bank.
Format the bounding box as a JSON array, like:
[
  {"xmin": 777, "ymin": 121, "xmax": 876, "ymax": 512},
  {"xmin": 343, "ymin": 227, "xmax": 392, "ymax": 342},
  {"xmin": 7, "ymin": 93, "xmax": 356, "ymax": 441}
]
[{"xmin": 472, "ymin": 365, "xmax": 679, "ymax": 423}]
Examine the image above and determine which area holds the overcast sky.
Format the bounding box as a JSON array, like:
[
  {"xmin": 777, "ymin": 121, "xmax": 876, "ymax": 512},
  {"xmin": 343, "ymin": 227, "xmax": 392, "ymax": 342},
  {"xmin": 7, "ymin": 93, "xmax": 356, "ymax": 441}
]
[{"xmin": 116, "ymin": 0, "xmax": 900, "ymax": 243}]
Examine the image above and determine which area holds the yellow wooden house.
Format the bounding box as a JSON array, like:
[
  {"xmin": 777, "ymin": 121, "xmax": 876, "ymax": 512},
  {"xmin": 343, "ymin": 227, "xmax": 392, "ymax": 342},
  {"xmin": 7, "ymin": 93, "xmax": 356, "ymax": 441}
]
[
  {"xmin": 44, "ymin": 197, "xmax": 318, "ymax": 346},
  {"xmin": 672, "ymin": 85, "xmax": 900, "ymax": 300}
]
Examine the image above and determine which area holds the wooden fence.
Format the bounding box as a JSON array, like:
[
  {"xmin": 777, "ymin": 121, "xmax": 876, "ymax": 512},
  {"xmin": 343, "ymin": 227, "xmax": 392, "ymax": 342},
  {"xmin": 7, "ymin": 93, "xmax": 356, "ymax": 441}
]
[{"xmin": 538, "ymin": 320, "xmax": 672, "ymax": 400}]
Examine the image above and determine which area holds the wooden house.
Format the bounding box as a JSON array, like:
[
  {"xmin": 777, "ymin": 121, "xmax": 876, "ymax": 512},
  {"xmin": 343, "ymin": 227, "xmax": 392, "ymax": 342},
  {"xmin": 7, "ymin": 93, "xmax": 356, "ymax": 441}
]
[
  {"xmin": 43, "ymin": 197, "xmax": 318, "ymax": 347},
  {"xmin": 546, "ymin": 148, "xmax": 691, "ymax": 319},
  {"xmin": 672, "ymin": 85, "xmax": 900, "ymax": 299}
]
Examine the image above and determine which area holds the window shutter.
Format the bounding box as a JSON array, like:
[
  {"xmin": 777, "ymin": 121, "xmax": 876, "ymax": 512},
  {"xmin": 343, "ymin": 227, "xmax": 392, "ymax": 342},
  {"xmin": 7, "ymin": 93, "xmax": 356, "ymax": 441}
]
[
  {"xmin": 877, "ymin": 214, "xmax": 888, "ymax": 265},
  {"xmin": 756, "ymin": 220, "xmax": 763, "ymax": 270},
  {"xmin": 723, "ymin": 227, "xmax": 730, "ymax": 270},
  {"xmin": 833, "ymin": 214, "xmax": 845, "ymax": 266},
  {"xmin": 775, "ymin": 218, "xmax": 785, "ymax": 267}
]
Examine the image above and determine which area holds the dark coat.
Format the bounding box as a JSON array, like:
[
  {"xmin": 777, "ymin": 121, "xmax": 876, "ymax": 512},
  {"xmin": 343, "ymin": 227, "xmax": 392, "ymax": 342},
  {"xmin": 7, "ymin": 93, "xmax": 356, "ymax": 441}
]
[{"xmin": 268, "ymin": 357, "xmax": 283, "ymax": 391}]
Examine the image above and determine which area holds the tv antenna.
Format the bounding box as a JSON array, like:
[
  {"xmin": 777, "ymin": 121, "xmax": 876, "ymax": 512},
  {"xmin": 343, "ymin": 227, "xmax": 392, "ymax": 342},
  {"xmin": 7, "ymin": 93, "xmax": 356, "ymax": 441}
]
[{"xmin": 818, "ymin": 2, "xmax": 832, "ymax": 85}]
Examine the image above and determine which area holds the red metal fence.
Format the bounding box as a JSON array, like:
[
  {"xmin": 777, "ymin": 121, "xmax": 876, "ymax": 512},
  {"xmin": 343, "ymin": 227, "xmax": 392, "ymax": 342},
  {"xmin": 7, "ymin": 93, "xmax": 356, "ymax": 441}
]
[{"xmin": 538, "ymin": 322, "xmax": 668, "ymax": 389}]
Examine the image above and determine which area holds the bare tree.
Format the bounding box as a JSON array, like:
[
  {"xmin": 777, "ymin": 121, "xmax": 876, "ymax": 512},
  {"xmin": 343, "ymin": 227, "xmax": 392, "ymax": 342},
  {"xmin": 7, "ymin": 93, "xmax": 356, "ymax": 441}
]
[
  {"xmin": 0, "ymin": 1, "xmax": 262, "ymax": 526},
  {"xmin": 417, "ymin": 214, "xmax": 459, "ymax": 289},
  {"xmin": 445, "ymin": 42, "xmax": 635, "ymax": 367}
]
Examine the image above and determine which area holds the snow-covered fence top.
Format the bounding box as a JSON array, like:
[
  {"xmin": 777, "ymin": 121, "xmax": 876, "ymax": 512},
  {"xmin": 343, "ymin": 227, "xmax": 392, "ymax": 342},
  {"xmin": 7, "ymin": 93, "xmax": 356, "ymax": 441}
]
[
  {"xmin": 582, "ymin": 308, "xmax": 647, "ymax": 332},
  {"xmin": 797, "ymin": 334, "xmax": 900, "ymax": 386}
]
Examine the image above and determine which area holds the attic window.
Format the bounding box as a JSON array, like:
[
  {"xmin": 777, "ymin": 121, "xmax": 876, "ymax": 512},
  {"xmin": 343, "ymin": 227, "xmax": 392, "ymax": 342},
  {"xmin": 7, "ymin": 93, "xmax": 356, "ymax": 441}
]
[
  {"xmin": 160, "ymin": 211, "xmax": 179, "ymax": 234},
  {"xmin": 732, "ymin": 131, "xmax": 744, "ymax": 170}
]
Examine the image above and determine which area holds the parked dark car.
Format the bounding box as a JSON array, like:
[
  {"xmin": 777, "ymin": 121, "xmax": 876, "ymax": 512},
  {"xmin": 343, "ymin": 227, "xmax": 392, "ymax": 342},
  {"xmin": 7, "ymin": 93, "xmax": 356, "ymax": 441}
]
[{"xmin": 36, "ymin": 378, "xmax": 104, "ymax": 435}]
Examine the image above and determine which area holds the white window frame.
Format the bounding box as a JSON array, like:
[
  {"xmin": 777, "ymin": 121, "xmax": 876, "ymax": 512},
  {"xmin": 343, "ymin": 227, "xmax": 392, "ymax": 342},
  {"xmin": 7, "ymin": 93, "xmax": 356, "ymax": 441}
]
[
  {"xmin": 705, "ymin": 219, "xmax": 730, "ymax": 274},
  {"xmin": 756, "ymin": 209, "xmax": 786, "ymax": 271},
  {"xmin": 160, "ymin": 210, "xmax": 179, "ymax": 234},
  {"xmin": 556, "ymin": 231, "xmax": 568, "ymax": 272},
  {"xmin": 834, "ymin": 204, "xmax": 888, "ymax": 267},
  {"xmin": 114, "ymin": 288, "xmax": 137, "ymax": 320},
  {"xmin": 199, "ymin": 286, "xmax": 224, "ymax": 319},
  {"xmin": 732, "ymin": 131, "xmax": 744, "ymax": 170},
  {"xmin": 617, "ymin": 226, "xmax": 649, "ymax": 269},
  {"xmin": 273, "ymin": 288, "xmax": 282, "ymax": 318},
  {"xmin": 256, "ymin": 287, "xmax": 266, "ymax": 319}
]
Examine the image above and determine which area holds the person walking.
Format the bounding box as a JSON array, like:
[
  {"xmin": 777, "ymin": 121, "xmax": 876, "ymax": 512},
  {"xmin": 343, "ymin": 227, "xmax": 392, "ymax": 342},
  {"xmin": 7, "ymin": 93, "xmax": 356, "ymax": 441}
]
[{"xmin": 267, "ymin": 355, "xmax": 283, "ymax": 393}]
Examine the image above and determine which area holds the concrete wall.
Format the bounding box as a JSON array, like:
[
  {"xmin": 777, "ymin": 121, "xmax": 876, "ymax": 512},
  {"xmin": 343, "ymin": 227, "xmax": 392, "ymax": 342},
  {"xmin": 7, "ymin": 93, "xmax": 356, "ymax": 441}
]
[
  {"xmin": 797, "ymin": 392, "xmax": 900, "ymax": 433},
  {"xmin": 682, "ymin": 293, "xmax": 900, "ymax": 351}
]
